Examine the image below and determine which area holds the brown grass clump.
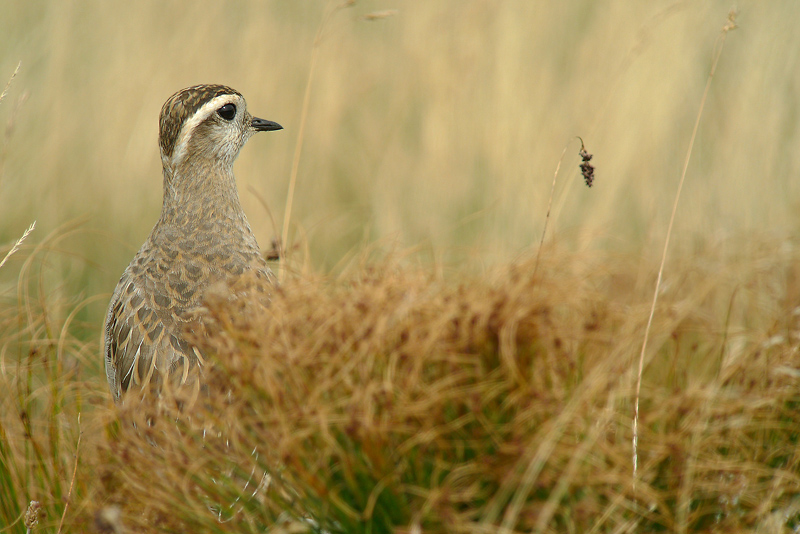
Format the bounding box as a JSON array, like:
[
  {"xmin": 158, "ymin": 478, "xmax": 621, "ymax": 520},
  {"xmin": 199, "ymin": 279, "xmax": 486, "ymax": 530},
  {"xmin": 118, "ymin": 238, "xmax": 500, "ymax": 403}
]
[{"xmin": 96, "ymin": 246, "xmax": 800, "ymax": 533}]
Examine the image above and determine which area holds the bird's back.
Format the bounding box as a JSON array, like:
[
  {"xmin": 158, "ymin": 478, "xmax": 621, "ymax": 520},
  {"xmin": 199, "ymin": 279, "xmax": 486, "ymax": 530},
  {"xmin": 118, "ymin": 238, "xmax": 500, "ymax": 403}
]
[{"xmin": 104, "ymin": 224, "xmax": 272, "ymax": 402}]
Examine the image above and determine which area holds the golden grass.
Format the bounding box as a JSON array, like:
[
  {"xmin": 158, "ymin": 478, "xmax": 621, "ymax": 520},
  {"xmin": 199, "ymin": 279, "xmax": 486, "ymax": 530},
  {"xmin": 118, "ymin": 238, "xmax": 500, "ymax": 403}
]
[
  {"xmin": 2, "ymin": 233, "xmax": 800, "ymax": 532},
  {"xmin": 95, "ymin": 242, "xmax": 800, "ymax": 532},
  {"xmin": 2, "ymin": 2, "xmax": 800, "ymax": 532},
  {"xmin": 6, "ymin": 241, "xmax": 800, "ymax": 532},
  {"xmin": 2, "ymin": 3, "xmax": 799, "ymax": 286}
]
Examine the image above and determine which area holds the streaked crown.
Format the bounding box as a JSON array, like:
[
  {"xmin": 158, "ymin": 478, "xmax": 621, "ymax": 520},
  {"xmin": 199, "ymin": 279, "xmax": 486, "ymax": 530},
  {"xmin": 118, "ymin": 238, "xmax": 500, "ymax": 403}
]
[{"xmin": 159, "ymin": 84, "xmax": 242, "ymax": 161}]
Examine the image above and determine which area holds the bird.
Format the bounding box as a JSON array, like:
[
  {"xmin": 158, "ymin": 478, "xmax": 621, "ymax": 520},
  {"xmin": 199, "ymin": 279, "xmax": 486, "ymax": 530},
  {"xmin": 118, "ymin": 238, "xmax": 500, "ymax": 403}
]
[{"xmin": 104, "ymin": 84, "xmax": 282, "ymax": 403}]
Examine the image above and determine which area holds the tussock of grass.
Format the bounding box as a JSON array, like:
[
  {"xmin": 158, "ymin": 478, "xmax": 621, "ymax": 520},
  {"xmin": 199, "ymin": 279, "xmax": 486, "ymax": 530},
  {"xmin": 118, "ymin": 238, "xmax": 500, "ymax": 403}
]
[{"xmin": 95, "ymin": 245, "xmax": 800, "ymax": 533}]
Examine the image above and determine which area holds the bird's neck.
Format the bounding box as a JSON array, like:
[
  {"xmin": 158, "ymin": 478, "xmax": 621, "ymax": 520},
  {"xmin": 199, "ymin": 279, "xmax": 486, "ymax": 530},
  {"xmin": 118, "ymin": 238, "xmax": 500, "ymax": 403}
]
[
  {"xmin": 161, "ymin": 159, "xmax": 243, "ymax": 222},
  {"xmin": 158, "ymin": 158, "xmax": 251, "ymax": 235}
]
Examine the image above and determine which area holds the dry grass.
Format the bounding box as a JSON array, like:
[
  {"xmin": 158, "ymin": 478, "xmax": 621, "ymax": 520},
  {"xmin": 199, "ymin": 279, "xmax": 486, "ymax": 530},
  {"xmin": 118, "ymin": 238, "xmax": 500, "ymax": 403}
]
[
  {"xmin": 2, "ymin": 231, "xmax": 800, "ymax": 532},
  {"xmin": 0, "ymin": 238, "xmax": 105, "ymax": 534},
  {"xmin": 56, "ymin": 243, "xmax": 800, "ymax": 532},
  {"xmin": 2, "ymin": 2, "xmax": 800, "ymax": 533}
]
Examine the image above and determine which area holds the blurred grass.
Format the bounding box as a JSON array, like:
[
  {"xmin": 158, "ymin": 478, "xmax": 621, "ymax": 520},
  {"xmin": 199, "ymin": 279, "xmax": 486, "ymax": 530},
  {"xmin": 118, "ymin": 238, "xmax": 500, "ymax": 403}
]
[
  {"xmin": 1, "ymin": 2, "xmax": 799, "ymax": 302},
  {"xmin": 1, "ymin": 1, "xmax": 800, "ymax": 532}
]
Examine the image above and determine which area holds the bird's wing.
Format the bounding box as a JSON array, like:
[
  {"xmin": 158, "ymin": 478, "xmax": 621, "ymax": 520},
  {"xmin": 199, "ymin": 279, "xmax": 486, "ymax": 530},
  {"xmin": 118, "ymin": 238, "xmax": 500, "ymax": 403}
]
[
  {"xmin": 103, "ymin": 239, "xmax": 273, "ymax": 402},
  {"xmin": 103, "ymin": 266, "xmax": 201, "ymax": 403}
]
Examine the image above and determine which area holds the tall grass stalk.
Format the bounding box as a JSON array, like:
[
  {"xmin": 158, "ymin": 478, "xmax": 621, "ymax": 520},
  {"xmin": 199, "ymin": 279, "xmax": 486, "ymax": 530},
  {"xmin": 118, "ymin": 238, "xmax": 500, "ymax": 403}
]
[
  {"xmin": 280, "ymin": 0, "xmax": 356, "ymax": 278},
  {"xmin": 633, "ymin": 8, "xmax": 738, "ymax": 489},
  {"xmin": 532, "ymin": 142, "xmax": 570, "ymax": 280}
]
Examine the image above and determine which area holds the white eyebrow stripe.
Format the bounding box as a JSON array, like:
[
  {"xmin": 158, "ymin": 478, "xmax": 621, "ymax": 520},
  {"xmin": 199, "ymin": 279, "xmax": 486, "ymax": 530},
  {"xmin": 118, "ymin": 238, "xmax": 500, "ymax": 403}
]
[{"xmin": 170, "ymin": 93, "xmax": 242, "ymax": 167}]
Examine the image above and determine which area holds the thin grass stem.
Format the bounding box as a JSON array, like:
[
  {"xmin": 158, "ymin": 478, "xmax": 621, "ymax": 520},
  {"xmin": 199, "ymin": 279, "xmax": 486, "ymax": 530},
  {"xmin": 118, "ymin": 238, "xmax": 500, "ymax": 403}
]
[{"xmin": 633, "ymin": 8, "xmax": 737, "ymax": 488}]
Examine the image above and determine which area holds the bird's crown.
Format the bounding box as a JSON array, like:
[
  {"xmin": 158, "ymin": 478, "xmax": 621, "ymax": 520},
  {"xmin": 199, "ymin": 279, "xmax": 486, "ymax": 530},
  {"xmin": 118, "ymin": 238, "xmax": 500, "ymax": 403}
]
[{"xmin": 159, "ymin": 84, "xmax": 249, "ymax": 166}]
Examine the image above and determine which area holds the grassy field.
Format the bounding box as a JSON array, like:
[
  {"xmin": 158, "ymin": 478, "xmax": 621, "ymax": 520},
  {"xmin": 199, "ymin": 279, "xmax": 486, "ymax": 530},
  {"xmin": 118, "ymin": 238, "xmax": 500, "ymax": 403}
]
[{"xmin": 1, "ymin": 1, "xmax": 800, "ymax": 532}]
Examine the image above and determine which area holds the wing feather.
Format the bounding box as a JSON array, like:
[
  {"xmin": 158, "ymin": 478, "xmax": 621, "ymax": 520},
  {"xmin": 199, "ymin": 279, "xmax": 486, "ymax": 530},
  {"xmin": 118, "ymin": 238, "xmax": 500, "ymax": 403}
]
[
  {"xmin": 104, "ymin": 263, "xmax": 198, "ymax": 402},
  {"xmin": 104, "ymin": 239, "xmax": 273, "ymax": 402}
]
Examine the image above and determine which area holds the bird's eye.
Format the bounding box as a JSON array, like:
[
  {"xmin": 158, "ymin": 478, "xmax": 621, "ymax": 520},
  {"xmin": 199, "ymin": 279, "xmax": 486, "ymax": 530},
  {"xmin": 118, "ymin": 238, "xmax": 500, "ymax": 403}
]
[{"xmin": 218, "ymin": 103, "xmax": 236, "ymax": 121}]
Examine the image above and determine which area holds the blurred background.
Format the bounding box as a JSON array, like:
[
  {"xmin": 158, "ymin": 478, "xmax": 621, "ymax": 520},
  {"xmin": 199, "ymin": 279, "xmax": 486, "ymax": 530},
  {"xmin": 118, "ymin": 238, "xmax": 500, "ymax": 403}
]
[{"xmin": 0, "ymin": 1, "xmax": 798, "ymax": 343}]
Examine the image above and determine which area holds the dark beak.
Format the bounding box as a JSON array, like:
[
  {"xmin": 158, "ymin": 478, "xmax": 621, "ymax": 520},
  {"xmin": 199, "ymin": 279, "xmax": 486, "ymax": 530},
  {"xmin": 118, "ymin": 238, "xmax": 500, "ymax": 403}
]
[{"xmin": 251, "ymin": 117, "xmax": 283, "ymax": 132}]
